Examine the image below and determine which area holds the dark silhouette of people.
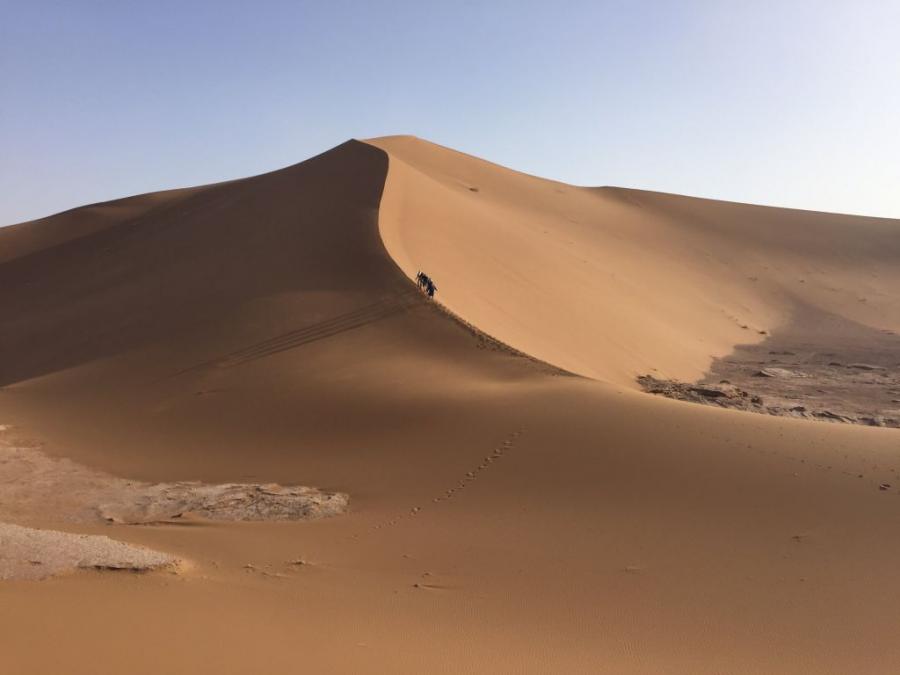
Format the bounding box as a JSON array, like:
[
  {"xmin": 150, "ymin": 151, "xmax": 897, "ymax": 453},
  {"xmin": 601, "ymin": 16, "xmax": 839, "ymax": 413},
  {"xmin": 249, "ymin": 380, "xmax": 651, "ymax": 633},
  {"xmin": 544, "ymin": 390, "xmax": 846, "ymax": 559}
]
[{"xmin": 416, "ymin": 271, "xmax": 437, "ymax": 299}]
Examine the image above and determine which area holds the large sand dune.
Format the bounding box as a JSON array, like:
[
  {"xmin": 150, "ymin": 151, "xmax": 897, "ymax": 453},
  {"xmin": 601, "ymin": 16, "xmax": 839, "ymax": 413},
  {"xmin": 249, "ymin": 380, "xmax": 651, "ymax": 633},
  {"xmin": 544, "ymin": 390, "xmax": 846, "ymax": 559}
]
[
  {"xmin": 371, "ymin": 135, "xmax": 900, "ymax": 385},
  {"xmin": 2, "ymin": 138, "xmax": 900, "ymax": 674}
]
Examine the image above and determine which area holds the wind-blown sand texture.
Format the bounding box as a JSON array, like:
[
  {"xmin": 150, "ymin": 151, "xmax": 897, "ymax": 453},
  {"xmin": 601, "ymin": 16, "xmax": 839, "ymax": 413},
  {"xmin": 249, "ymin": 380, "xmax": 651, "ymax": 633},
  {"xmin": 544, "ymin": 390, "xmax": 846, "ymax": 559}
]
[{"xmin": 1, "ymin": 137, "xmax": 900, "ymax": 673}]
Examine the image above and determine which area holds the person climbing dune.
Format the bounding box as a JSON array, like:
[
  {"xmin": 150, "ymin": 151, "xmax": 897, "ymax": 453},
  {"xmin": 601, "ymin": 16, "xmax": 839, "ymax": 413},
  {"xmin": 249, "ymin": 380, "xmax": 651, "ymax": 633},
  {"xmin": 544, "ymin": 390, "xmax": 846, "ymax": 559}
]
[{"xmin": 416, "ymin": 271, "xmax": 437, "ymax": 298}]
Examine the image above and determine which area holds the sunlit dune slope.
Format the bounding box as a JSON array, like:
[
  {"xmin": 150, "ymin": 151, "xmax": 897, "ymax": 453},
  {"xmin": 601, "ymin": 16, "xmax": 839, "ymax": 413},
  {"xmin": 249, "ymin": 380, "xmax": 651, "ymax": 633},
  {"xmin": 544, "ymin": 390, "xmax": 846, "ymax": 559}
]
[{"xmin": 369, "ymin": 135, "xmax": 900, "ymax": 386}]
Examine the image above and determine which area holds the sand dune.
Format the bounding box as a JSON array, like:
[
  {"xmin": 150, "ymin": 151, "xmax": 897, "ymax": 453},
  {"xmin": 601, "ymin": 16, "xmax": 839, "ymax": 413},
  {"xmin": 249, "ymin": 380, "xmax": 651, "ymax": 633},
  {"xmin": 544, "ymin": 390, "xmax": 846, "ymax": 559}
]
[
  {"xmin": 371, "ymin": 135, "xmax": 900, "ymax": 385},
  {"xmin": 2, "ymin": 138, "xmax": 900, "ymax": 673}
]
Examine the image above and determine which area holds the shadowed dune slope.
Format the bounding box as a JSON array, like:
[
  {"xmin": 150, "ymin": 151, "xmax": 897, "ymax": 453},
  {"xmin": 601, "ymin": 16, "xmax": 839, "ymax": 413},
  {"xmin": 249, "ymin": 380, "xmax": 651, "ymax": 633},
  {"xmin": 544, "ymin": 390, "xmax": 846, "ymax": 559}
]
[
  {"xmin": 0, "ymin": 185, "xmax": 208, "ymax": 265},
  {"xmin": 0, "ymin": 140, "xmax": 395, "ymax": 387},
  {"xmin": 0, "ymin": 139, "xmax": 549, "ymax": 479},
  {"xmin": 369, "ymin": 135, "xmax": 900, "ymax": 386}
]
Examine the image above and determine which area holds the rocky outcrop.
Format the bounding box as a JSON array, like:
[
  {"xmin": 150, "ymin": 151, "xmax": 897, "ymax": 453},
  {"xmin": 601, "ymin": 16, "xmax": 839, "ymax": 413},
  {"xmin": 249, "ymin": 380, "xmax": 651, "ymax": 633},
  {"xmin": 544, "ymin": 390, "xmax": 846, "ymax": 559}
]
[
  {"xmin": 0, "ymin": 523, "xmax": 178, "ymax": 581},
  {"xmin": 637, "ymin": 375, "xmax": 899, "ymax": 428},
  {"xmin": 0, "ymin": 427, "xmax": 350, "ymax": 581},
  {"xmin": 98, "ymin": 482, "xmax": 348, "ymax": 524},
  {"xmin": 0, "ymin": 428, "xmax": 349, "ymax": 526}
]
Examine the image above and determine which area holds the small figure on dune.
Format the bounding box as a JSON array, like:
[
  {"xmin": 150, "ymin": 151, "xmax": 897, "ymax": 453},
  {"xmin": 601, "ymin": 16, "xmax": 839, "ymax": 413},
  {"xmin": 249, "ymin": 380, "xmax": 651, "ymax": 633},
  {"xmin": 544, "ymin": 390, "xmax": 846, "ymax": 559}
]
[{"xmin": 416, "ymin": 271, "xmax": 437, "ymax": 299}]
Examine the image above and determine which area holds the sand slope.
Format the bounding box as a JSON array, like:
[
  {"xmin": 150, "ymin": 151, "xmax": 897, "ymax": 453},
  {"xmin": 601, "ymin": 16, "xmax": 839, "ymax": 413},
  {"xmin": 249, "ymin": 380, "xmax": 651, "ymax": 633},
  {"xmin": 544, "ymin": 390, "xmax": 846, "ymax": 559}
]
[
  {"xmin": 2, "ymin": 138, "xmax": 900, "ymax": 674},
  {"xmin": 0, "ymin": 140, "xmax": 550, "ymax": 478},
  {"xmin": 370, "ymin": 135, "xmax": 900, "ymax": 385}
]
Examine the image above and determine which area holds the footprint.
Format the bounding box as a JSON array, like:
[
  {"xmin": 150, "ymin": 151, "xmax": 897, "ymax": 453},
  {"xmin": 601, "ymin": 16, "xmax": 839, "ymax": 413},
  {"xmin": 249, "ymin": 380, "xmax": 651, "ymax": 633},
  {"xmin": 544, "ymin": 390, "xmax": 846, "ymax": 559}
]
[{"xmin": 350, "ymin": 429, "xmax": 525, "ymax": 539}]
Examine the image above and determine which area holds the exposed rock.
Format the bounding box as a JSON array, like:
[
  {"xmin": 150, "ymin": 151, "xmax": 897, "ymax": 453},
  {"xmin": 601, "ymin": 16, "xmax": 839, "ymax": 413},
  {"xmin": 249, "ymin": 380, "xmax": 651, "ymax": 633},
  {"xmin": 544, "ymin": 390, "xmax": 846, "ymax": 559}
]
[
  {"xmin": 754, "ymin": 367, "xmax": 800, "ymax": 378},
  {"xmin": 99, "ymin": 482, "xmax": 348, "ymax": 524},
  {"xmin": 637, "ymin": 376, "xmax": 760, "ymax": 410},
  {"xmin": 812, "ymin": 410, "xmax": 856, "ymax": 424},
  {"xmin": 0, "ymin": 522, "xmax": 177, "ymax": 581},
  {"xmin": 0, "ymin": 430, "xmax": 349, "ymax": 526},
  {"xmin": 0, "ymin": 431, "xmax": 349, "ymax": 580},
  {"xmin": 679, "ymin": 305, "xmax": 900, "ymax": 428},
  {"xmin": 637, "ymin": 375, "xmax": 900, "ymax": 428},
  {"xmin": 688, "ymin": 386, "xmax": 735, "ymax": 399}
]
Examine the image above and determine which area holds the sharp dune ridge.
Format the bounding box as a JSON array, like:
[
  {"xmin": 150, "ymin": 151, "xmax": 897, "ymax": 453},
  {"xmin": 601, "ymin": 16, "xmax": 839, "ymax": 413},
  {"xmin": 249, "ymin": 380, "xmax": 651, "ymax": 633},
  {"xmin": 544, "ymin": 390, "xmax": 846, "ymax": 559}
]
[{"xmin": 2, "ymin": 137, "xmax": 900, "ymax": 674}]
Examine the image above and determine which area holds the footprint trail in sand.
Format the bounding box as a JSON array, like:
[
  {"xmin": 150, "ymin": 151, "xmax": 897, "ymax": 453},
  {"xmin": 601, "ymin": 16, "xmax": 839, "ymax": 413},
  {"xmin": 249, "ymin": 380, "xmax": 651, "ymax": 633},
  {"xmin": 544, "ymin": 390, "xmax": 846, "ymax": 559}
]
[{"xmin": 352, "ymin": 428, "xmax": 525, "ymax": 539}]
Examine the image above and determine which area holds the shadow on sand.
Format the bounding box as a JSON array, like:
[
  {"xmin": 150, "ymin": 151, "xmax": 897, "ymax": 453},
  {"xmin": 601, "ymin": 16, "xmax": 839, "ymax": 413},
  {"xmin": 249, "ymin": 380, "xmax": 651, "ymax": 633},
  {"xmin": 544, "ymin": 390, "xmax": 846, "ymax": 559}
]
[{"xmin": 176, "ymin": 290, "xmax": 421, "ymax": 375}]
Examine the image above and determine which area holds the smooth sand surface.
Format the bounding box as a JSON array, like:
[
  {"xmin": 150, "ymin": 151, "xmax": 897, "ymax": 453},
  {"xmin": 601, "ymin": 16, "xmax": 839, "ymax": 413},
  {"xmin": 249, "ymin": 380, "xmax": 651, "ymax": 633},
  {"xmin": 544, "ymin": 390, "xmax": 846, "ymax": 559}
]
[
  {"xmin": 2, "ymin": 138, "xmax": 900, "ymax": 673},
  {"xmin": 371, "ymin": 135, "xmax": 900, "ymax": 385}
]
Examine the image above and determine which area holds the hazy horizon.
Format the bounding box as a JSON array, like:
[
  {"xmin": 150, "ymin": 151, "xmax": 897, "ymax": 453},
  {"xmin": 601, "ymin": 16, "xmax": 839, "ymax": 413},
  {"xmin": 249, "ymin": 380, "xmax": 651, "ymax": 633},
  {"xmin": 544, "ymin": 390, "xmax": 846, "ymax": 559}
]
[{"xmin": 3, "ymin": 0, "xmax": 899, "ymax": 226}]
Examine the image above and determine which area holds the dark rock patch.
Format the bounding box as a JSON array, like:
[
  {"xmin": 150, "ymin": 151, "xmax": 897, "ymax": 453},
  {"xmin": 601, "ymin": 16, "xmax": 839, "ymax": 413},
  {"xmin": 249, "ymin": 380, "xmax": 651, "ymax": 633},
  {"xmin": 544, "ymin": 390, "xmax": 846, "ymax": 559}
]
[{"xmin": 637, "ymin": 303, "xmax": 900, "ymax": 429}]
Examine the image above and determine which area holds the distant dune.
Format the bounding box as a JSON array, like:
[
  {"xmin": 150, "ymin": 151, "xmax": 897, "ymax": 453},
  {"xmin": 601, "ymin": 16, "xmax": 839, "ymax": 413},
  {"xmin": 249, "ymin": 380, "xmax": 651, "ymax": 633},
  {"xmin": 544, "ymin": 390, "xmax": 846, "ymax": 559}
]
[{"xmin": 2, "ymin": 138, "xmax": 900, "ymax": 674}]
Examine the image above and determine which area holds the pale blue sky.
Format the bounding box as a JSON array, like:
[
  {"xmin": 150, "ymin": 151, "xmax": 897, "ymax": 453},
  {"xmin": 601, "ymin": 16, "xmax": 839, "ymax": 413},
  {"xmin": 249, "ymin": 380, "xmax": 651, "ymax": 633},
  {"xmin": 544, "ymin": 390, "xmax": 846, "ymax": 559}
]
[{"xmin": 2, "ymin": 0, "xmax": 899, "ymax": 226}]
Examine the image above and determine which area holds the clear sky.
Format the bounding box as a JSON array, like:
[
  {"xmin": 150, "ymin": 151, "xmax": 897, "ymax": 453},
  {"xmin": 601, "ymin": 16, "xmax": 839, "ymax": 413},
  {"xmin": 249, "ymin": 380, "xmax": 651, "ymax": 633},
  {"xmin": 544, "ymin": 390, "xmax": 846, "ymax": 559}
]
[{"xmin": 3, "ymin": 0, "xmax": 899, "ymax": 226}]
